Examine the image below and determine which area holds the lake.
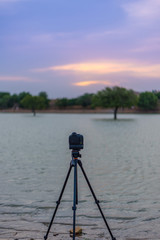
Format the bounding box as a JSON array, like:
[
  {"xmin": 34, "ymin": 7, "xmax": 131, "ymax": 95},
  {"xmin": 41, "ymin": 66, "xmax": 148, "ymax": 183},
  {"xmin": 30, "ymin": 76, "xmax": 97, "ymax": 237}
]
[{"xmin": 0, "ymin": 113, "xmax": 160, "ymax": 240}]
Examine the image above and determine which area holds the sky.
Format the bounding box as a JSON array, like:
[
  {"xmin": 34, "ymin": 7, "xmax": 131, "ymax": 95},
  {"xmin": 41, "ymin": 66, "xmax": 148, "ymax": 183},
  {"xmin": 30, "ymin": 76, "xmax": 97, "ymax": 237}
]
[{"xmin": 0, "ymin": 0, "xmax": 160, "ymax": 98}]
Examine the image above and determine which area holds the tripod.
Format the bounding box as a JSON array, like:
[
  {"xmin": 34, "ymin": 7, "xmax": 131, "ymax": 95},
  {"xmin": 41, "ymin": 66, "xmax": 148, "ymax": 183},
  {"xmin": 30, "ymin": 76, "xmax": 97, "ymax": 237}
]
[{"xmin": 44, "ymin": 150, "xmax": 116, "ymax": 240}]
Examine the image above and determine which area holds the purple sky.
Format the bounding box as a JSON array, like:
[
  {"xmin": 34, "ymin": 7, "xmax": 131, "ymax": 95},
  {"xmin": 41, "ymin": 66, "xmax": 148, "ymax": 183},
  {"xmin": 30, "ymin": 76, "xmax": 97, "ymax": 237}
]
[{"xmin": 0, "ymin": 0, "xmax": 160, "ymax": 98}]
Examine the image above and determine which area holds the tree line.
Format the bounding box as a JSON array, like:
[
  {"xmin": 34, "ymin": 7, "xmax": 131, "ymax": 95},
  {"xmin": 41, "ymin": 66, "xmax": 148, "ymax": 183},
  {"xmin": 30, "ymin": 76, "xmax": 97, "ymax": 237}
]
[
  {"xmin": 0, "ymin": 91, "xmax": 49, "ymax": 115},
  {"xmin": 0, "ymin": 87, "xmax": 160, "ymax": 119},
  {"xmin": 55, "ymin": 88, "xmax": 160, "ymax": 119}
]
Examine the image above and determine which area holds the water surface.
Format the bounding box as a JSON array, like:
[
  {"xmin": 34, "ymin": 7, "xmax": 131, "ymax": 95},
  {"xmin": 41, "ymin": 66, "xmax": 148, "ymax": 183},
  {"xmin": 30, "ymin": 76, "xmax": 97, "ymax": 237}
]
[{"xmin": 0, "ymin": 113, "xmax": 160, "ymax": 239}]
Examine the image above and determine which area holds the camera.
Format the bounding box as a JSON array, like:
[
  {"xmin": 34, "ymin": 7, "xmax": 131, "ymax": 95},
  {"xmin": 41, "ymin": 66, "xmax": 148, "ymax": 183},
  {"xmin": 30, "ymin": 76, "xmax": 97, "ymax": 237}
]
[{"xmin": 69, "ymin": 132, "xmax": 83, "ymax": 150}]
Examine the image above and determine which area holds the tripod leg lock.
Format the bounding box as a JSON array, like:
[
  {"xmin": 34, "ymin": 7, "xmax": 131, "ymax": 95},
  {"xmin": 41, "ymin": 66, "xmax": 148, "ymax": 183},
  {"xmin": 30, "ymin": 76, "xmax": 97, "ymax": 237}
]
[
  {"xmin": 95, "ymin": 199, "xmax": 100, "ymax": 204},
  {"xmin": 72, "ymin": 206, "xmax": 77, "ymax": 211}
]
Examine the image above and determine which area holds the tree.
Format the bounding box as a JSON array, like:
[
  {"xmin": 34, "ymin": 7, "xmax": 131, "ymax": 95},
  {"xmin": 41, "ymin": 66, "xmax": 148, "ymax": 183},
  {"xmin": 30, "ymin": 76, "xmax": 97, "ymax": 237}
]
[
  {"xmin": 18, "ymin": 92, "xmax": 31, "ymax": 107},
  {"xmin": 8, "ymin": 94, "xmax": 19, "ymax": 108},
  {"xmin": 67, "ymin": 98, "xmax": 77, "ymax": 106},
  {"xmin": 20, "ymin": 95, "xmax": 47, "ymax": 116},
  {"xmin": 92, "ymin": 86, "xmax": 137, "ymax": 120},
  {"xmin": 0, "ymin": 92, "xmax": 11, "ymax": 109},
  {"xmin": 55, "ymin": 98, "xmax": 68, "ymax": 108},
  {"xmin": 153, "ymin": 91, "xmax": 160, "ymax": 99},
  {"xmin": 55, "ymin": 94, "xmax": 94, "ymax": 108},
  {"xmin": 76, "ymin": 93, "xmax": 94, "ymax": 107},
  {"xmin": 138, "ymin": 91, "xmax": 158, "ymax": 110},
  {"xmin": 0, "ymin": 92, "xmax": 10, "ymax": 98},
  {"xmin": 38, "ymin": 91, "xmax": 49, "ymax": 108},
  {"xmin": 38, "ymin": 91, "xmax": 48, "ymax": 99}
]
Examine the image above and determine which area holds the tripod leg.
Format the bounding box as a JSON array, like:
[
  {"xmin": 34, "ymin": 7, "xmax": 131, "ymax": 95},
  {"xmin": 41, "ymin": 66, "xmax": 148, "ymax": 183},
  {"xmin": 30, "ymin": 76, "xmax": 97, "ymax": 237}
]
[
  {"xmin": 78, "ymin": 160, "xmax": 116, "ymax": 240},
  {"xmin": 44, "ymin": 164, "xmax": 73, "ymax": 240},
  {"xmin": 76, "ymin": 163, "xmax": 78, "ymax": 205},
  {"xmin": 72, "ymin": 159, "xmax": 78, "ymax": 240}
]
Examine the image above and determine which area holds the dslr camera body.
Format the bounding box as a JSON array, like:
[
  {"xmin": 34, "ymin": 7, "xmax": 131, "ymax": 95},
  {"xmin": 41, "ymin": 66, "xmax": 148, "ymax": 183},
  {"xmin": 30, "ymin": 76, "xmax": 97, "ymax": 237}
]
[{"xmin": 69, "ymin": 132, "xmax": 83, "ymax": 151}]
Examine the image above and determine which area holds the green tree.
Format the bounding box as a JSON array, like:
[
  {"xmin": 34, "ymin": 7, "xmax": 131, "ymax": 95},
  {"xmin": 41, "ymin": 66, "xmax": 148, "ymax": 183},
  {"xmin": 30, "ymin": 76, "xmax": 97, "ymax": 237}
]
[
  {"xmin": 67, "ymin": 98, "xmax": 77, "ymax": 106},
  {"xmin": 8, "ymin": 94, "xmax": 19, "ymax": 108},
  {"xmin": 55, "ymin": 98, "xmax": 68, "ymax": 108},
  {"xmin": 0, "ymin": 92, "xmax": 10, "ymax": 98},
  {"xmin": 0, "ymin": 92, "xmax": 11, "ymax": 109},
  {"xmin": 18, "ymin": 92, "xmax": 31, "ymax": 107},
  {"xmin": 92, "ymin": 86, "xmax": 137, "ymax": 120},
  {"xmin": 38, "ymin": 91, "xmax": 48, "ymax": 99},
  {"xmin": 38, "ymin": 91, "xmax": 49, "ymax": 108},
  {"xmin": 138, "ymin": 91, "xmax": 158, "ymax": 110},
  {"xmin": 20, "ymin": 95, "xmax": 47, "ymax": 116},
  {"xmin": 76, "ymin": 93, "xmax": 94, "ymax": 107},
  {"xmin": 154, "ymin": 91, "xmax": 160, "ymax": 99}
]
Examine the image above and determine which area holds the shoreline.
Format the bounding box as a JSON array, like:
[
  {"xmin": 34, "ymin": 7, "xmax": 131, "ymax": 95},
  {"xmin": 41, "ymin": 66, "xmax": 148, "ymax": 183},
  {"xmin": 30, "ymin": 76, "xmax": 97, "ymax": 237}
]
[{"xmin": 0, "ymin": 108, "xmax": 160, "ymax": 114}]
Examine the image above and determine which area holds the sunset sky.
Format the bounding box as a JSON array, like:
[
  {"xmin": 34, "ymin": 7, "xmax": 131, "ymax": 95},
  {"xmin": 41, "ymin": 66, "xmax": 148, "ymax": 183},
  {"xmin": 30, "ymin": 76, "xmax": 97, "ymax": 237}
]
[{"xmin": 1, "ymin": 0, "xmax": 160, "ymax": 98}]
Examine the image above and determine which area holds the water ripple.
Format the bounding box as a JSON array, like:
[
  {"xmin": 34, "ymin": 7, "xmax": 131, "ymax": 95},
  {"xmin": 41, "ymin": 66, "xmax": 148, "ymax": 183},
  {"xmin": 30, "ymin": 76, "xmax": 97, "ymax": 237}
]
[{"xmin": 0, "ymin": 114, "xmax": 160, "ymax": 239}]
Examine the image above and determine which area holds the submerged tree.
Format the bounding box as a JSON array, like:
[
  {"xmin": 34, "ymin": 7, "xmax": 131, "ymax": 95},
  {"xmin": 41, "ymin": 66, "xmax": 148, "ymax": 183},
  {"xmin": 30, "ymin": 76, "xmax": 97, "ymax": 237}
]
[
  {"xmin": 20, "ymin": 95, "xmax": 48, "ymax": 116},
  {"xmin": 92, "ymin": 86, "xmax": 137, "ymax": 120}
]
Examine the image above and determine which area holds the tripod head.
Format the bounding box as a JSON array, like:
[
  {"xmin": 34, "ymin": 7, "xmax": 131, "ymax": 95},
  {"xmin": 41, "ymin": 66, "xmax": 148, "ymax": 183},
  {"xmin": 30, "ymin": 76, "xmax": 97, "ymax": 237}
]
[{"xmin": 72, "ymin": 150, "xmax": 81, "ymax": 159}]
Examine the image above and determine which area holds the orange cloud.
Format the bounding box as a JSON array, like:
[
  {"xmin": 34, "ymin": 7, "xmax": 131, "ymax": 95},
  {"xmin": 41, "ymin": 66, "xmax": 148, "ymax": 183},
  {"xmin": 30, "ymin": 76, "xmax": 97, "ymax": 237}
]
[
  {"xmin": 34, "ymin": 62, "xmax": 129, "ymax": 74},
  {"xmin": 0, "ymin": 76, "xmax": 34, "ymax": 82},
  {"xmin": 34, "ymin": 61, "xmax": 160, "ymax": 78},
  {"xmin": 73, "ymin": 80, "xmax": 115, "ymax": 86}
]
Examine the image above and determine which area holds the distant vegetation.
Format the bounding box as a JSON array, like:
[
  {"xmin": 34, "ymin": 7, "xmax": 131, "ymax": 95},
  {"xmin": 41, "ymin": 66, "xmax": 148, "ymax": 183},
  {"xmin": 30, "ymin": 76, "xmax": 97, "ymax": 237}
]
[
  {"xmin": 0, "ymin": 88, "xmax": 160, "ymax": 118},
  {"xmin": 138, "ymin": 91, "xmax": 158, "ymax": 110},
  {"xmin": 55, "ymin": 93, "xmax": 94, "ymax": 108},
  {"xmin": 0, "ymin": 91, "xmax": 49, "ymax": 116}
]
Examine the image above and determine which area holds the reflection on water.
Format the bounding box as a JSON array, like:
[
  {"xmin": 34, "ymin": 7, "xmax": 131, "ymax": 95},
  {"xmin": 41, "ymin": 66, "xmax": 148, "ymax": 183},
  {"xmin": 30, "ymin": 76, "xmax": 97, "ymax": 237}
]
[{"xmin": 0, "ymin": 113, "xmax": 160, "ymax": 239}]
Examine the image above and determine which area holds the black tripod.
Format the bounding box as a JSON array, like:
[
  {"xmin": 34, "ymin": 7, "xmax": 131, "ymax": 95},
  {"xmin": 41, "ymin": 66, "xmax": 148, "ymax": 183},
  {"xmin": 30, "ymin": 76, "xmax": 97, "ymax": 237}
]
[{"xmin": 44, "ymin": 150, "xmax": 116, "ymax": 240}]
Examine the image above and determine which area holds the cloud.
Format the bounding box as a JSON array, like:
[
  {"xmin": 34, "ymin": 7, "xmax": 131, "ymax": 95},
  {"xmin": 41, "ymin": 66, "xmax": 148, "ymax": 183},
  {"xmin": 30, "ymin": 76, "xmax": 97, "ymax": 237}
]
[
  {"xmin": 33, "ymin": 60, "xmax": 160, "ymax": 79},
  {"xmin": 0, "ymin": 76, "xmax": 34, "ymax": 82},
  {"xmin": 85, "ymin": 30, "xmax": 121, "ymax": 40},
  {"xmin": 73, "ymin": 80, "xmax": 118, "ymax": 87},
  {"xmin": 123, "ymin": 0, "xmax": 160, "ymax": 24},
  {"xmin": 34, "ymin": 62, "xmax": 130, "ymax": 74}
]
